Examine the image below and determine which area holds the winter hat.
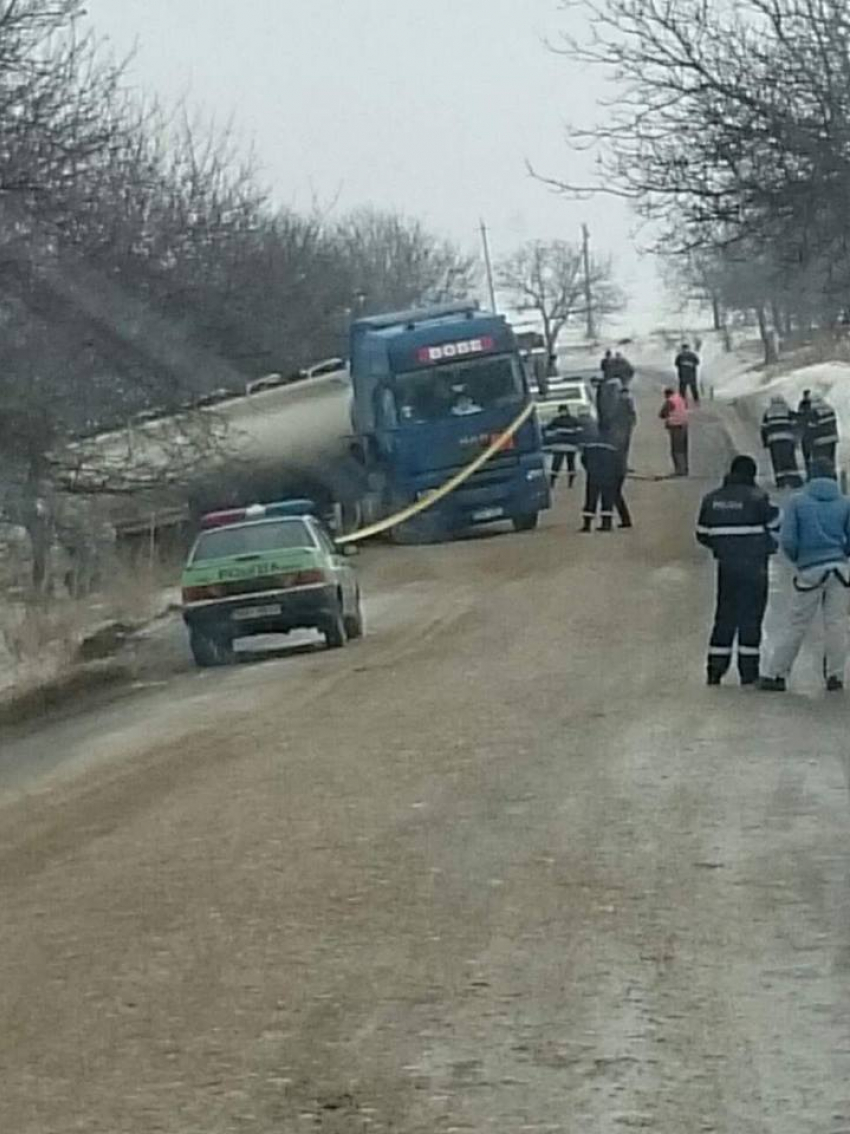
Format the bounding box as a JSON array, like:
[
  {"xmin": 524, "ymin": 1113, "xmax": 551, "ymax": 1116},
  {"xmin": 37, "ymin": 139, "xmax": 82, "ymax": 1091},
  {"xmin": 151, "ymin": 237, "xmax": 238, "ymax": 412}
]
[{"xmin": 728, "ymin": 455, "xmax": 757, "ymax": 485}]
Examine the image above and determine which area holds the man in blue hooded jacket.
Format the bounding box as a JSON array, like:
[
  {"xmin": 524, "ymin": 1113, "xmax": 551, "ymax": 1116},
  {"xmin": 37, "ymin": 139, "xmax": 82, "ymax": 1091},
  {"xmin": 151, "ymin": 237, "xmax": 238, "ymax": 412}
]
[{"xmin": 761, "ymin": 457, "xmax": 850, "ymax": 692}]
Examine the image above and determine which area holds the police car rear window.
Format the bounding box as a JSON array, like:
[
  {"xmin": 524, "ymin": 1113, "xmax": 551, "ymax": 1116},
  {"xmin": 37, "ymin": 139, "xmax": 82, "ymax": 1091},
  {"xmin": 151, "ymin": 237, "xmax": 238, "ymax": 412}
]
[{"xmin": 192, "ymin": 519, "xmax": 315, "ymax": 562}]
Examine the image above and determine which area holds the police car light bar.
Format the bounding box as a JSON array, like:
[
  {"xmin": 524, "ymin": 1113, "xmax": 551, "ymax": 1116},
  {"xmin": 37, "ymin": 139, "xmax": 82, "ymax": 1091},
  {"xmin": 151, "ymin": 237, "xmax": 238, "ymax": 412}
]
[{"xmin": 200, "ymin": 499, "xmax": 319, "ymax": 530}]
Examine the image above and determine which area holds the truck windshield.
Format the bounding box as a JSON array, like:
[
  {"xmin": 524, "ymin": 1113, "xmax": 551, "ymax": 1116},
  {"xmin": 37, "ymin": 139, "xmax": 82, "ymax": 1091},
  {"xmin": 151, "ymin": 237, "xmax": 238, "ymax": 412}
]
[
  {"xmin": 192, "ymin": 518, "xmax": 314, "ymax": 562},
  {"xmin": 394, "ymin": 353, "xmax": 524, "ymax": 424}
]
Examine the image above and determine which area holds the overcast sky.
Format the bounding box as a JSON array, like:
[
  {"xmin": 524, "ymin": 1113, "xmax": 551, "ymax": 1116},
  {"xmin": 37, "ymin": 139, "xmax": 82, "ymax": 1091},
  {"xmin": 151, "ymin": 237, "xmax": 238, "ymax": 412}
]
[{"xmin": 88, "ymin": 0, "xmax": 666, "ymax": 331}]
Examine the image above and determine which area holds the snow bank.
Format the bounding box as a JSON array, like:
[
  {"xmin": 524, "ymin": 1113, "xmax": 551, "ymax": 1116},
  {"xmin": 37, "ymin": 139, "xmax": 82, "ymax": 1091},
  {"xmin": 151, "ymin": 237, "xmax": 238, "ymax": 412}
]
[{"xmin": 717, "ymin": 360, "xmax": 850, "ymax": 410}]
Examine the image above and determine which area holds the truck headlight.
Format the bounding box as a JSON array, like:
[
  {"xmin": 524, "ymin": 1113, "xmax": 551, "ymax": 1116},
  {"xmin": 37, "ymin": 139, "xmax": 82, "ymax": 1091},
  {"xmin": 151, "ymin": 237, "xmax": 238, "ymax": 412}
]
[{"xmin": 526, "ymin": 467, "xmax": 546, "ymax": 481}]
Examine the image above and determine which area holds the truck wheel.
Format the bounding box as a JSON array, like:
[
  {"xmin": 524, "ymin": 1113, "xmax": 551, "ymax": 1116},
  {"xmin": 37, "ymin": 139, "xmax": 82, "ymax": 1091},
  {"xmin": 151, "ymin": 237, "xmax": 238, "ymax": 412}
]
[
  {"xmin": 323, "ymin": 606, "xmax": 347, "ymax": 649},
  {"xmin": 512, "ymin": 512, "xmax": 539, "ymax": 532},
  {"xmin": 189, "ymin": 629, "xmax": 234, "ymax": 667},
  {"xmin": 344, "ymin": 596, "xmax": 365, "ymax": 640}
]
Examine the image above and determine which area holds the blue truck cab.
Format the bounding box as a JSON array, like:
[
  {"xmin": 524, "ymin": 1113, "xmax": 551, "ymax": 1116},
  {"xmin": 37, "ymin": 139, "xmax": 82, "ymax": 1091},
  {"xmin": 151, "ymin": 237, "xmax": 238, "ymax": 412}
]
[{"xmin": 348, "ymin": 301, "xmax": 550, "ymax": 537}]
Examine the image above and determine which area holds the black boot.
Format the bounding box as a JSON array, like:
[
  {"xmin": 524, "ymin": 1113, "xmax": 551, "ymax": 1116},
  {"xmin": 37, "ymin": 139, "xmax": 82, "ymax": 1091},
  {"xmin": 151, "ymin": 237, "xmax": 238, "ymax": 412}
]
[
  {"xmin": 598, "ymin": 515, "xmax": 613, "ymax": 532},
  {"xmin": 580, "ymin": 515, "xmax": 593, "ymax": 533}
]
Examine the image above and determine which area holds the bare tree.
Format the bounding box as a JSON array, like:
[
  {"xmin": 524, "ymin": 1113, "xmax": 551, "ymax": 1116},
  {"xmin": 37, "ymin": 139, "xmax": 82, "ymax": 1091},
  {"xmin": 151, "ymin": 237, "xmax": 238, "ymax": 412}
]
[
  {"xmin": 543, "ymin": 0, "xmax": 850, "ymax": 332},
  {"xmin": 0, "ymin": 2, "xmax": 482, "ymax": 591},
  {"xmin": 497, "ymin": 240, "xmax": 622, "ymax": 356}
]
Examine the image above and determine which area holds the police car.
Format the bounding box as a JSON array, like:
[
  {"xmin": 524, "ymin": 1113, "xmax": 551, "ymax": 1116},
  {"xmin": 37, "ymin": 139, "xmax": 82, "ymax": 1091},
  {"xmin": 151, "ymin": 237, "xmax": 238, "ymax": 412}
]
[{"xmin": 180, "ymin": 500, "xmax": 363, "ymax": 667}]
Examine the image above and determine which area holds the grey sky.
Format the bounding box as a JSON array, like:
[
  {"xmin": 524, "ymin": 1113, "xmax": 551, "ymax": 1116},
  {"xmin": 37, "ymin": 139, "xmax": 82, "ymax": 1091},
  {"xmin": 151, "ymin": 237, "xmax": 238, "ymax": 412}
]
[{"xmin": 89, "ymin": 0, "xmax": 664, "ymax": 330}]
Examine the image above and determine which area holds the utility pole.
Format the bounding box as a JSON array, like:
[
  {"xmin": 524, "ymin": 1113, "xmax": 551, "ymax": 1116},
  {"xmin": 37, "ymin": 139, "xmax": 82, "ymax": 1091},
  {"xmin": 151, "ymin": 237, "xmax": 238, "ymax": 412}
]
[
  {"xmin": 480, "ymin": 219, "xmax": 497, "ymax": 313},
  {"xmin": 581, "ymin": 223, "xmax": 596, "ymax": 341}
]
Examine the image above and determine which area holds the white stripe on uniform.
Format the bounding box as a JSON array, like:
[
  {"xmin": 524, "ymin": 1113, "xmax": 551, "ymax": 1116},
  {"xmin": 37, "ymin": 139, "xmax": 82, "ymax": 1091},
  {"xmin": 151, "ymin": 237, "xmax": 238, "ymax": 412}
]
[{"xmin": 696, "ymin": 524, "xmax": 772, "ymax": 536}]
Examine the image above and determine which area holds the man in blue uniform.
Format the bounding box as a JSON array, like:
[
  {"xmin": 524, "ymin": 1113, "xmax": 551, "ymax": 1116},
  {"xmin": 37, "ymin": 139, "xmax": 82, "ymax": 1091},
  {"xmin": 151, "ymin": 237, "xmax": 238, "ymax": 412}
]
[
  {"xmin": 675, "ymin": 343, "xmax": 701, "ymax": 404},
  {"xmin": 581, "ymin": 421, "xmax": 631, "ymax": 532},
  {"xmin": 696, "ymin": 455, "xmax": 780, "ymax": 686}
]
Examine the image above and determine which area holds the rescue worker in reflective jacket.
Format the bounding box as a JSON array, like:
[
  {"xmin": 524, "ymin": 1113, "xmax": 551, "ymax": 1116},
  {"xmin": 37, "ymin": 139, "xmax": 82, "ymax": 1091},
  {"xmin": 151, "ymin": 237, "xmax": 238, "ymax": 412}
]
[
  {"xmin": 543, "ymin": 404, "xmax": 584, "ymax": 489},
  {"xmin": 697, "ymin": 455, "xmax": 779, "ymax": 685},
  {"xmin": 803, "ymin": 395, "xmax": 839, "ymax": 470},
  {"xmin": 761, "ymin": 395, "xmax": 803, "ymax": 489},
  {"xmin": 580, "ymin": 420, "xmax": 631, "ymax": 532}
]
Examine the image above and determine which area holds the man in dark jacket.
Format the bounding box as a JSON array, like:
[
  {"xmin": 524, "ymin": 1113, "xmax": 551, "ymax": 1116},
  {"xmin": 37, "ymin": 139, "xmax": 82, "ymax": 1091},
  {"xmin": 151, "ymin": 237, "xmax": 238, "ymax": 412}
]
[
  {"xmin": 581, "ymin": 421, "xmax": 631, "ymax": 532},
  {"xmin": 609, "ymin": 386, "xmax": 637, "ymax": 472},
  {"xmin": 675, "ymin": 343, "xmax": 701, "ymax": 404},
  {"xmin": 696, "ymin": 455, "xmax": 780, "ymax": 686},
  {"xmin": 543, "ymin": 404, "xmax": 584, "ymax": 488},
  {"xmin": 610, "ymin": 351, "xmax": 635, "ymax": 386},
  {"xmin": 795, "ymin": 389, "xmax": 814, "ymax": 469},
  {"xmin": 599, "ymin": 349, "xmax": 613, "ymax": 382},
  {"xmin": 596, "ymin": 372, "xmax": 622, "ymax": 432}
]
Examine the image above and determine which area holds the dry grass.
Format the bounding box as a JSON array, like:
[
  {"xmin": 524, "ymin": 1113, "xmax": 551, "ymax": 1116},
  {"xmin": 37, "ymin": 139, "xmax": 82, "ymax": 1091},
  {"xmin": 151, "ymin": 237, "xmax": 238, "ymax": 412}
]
[{"xmin": 0, "ymin": 554, "xmax": 178, "ymax": 696}]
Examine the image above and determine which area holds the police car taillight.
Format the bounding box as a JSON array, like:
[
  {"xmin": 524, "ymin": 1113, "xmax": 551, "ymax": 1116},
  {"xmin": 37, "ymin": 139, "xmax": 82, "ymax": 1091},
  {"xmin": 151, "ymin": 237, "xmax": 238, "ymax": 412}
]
[
  {"xmin": 182, "ymin": 583, "xmax": 225, "ymax": 603},
  {"xmin": 295, "ymin": 569, "xmax": 326, "ymax": 586}
]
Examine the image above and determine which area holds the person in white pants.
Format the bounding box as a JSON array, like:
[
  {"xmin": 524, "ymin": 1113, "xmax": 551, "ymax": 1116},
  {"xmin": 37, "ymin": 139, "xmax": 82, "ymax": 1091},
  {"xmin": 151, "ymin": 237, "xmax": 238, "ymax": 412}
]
[{"xmin": 761, "ymin": 457, "xmax": 850, "ymax": 692}]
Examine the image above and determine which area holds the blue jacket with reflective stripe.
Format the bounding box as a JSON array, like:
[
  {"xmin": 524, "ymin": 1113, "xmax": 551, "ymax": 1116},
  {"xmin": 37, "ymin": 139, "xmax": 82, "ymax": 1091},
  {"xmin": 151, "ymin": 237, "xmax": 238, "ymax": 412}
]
[
  {"xmin": 696, "ymin": 479, "xmax": 779, "ymax": 564},
  {"xmin": 780, "ymin": 478, "xmax": 850, "ymax": 570}
]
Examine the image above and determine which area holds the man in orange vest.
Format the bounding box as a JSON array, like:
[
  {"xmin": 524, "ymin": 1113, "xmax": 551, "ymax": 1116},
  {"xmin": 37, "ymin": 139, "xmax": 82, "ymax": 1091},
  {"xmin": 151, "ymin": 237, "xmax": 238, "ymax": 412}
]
[{"xmin": 659, "ymin": 387, "xmax": 689, "ymax": 476}]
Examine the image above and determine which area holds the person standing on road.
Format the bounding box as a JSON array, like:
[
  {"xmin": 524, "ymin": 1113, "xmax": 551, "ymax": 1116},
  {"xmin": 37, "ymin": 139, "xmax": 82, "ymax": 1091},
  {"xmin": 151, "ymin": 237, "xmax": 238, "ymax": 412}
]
[
  {"xmin": 760, "ymin": 457, "xmax": 850, "ymax": 693},
  {"xmin": 804, "ymin": 395, "xmax": 839, "ymax": 471},
  {"xmin": 697, "ymin": 456, "xmax": 780, "ymax": 686},
  {"xmin": 659, "ymin": 387, "xmax": 689, "ymax": 476},
  {"xmin": 761, "ymin": 395, "xmax": 803, "ymax": 489},
  {"xmin": 609, "ymin": 385, "xmax": 637, "ymax": 474},
  {"xmin": 543, "ymin": 404, "xmax": 584, "ymax": 489},
  {"xmin": 675, "ymin": 343, "xmax": 701, "ymax": 404},
  {"xmin": 580, "ymin": 421, "xmax": 631, "ymax": 532},
  {"xmin": 611, "ymin": 351, "xmax": 635, "ymax": 388},
  {"xmin": 599, "ymin": 349, "xmax": 613, "ymax": 383},
  {"xmin": 596, "ymin": 369, "xmax": 622, "ymax": 432},
  {"xmin": 795, "ymin": 389, "xmax": 815, "ymax": 469}
]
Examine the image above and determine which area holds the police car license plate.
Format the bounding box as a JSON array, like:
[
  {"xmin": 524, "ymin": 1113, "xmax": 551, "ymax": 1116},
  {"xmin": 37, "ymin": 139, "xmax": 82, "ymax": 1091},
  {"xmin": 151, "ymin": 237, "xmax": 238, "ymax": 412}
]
[
  {"xmin": 472, "ymin": 506, "xmax": 504, "ymax": 522},
  {"xmin": 233, "ymin": 604, "xmax": 280, "ymax": 620}
]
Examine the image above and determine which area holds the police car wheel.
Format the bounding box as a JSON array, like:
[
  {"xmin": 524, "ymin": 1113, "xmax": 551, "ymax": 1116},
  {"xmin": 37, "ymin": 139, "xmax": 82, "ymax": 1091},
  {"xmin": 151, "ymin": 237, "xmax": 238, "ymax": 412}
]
[
  {"xmin": 189, "ymin": 628, "xmax": 234, "ymax": 667},
  {"xmin": 323, "ymin": 606, "xmax": 347, "ymax": 649},
  {"xmin": 512, "ymin": 512, "xmax": 539, "ymax": 532},
  {"xmin": 344, "ymin": 597, "xmax": 364, "ymax": 640}
]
